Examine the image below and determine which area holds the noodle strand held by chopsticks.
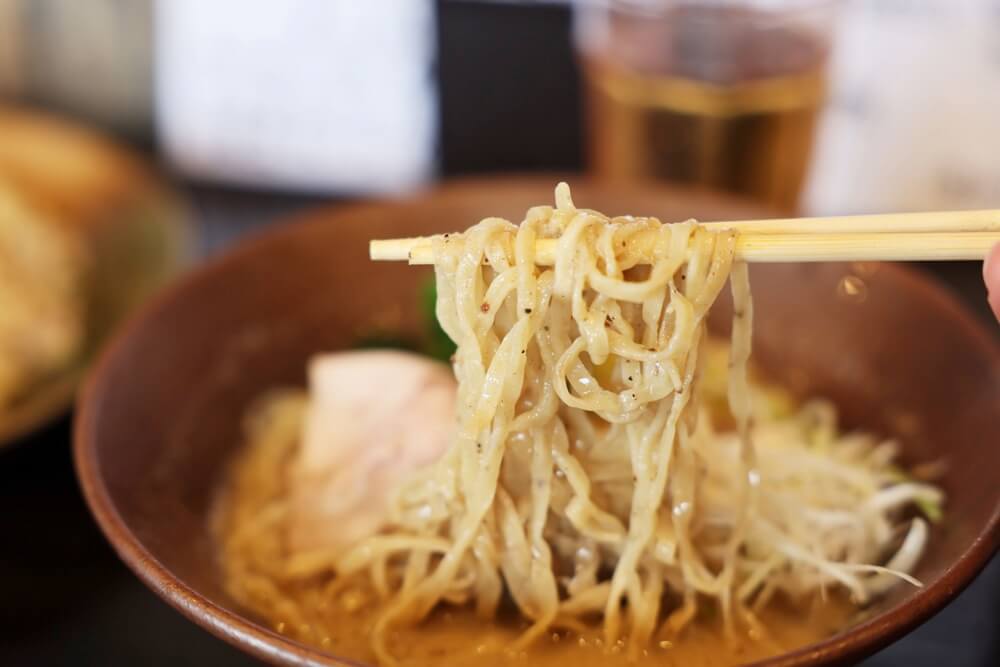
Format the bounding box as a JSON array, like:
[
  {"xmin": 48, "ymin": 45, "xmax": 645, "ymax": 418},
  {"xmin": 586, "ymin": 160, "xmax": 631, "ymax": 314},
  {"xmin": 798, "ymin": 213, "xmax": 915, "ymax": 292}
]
[
  {"xmin": 349, "ymin": 183, "xmax": 747, "ymax": 663},
  {"xmin": 217, "ymin": 185, "xmax": 940, "ymax": 667}
]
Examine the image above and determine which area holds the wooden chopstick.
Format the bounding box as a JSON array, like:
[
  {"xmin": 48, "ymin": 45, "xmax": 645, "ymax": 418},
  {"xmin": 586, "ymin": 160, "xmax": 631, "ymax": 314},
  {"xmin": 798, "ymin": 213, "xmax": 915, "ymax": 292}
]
[
  {"xmin": 370, "ymin": 210, "xmax": 1000, "ymax": 265},
  {"xmin": 701, "ymin": 209, "xmax": 1000, "ymax": 234},
  {"xmin": 735, "ymin": 231, "xmax": 1000, "ymax": 262}
]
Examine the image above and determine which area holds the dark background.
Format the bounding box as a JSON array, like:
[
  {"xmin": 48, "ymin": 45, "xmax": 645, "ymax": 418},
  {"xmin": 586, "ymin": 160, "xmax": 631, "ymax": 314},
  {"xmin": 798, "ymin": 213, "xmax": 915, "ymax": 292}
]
[{"xmin": 1, "ymin": 3, "xmax": 997, "ymax": 666}]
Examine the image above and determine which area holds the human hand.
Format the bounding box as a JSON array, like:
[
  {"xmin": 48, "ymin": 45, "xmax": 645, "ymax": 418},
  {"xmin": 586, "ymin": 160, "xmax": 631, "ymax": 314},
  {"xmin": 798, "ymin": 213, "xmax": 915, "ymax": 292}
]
[{"xmin": 986, "ymin": 242, "xmax": 1000, "ymax": 322}]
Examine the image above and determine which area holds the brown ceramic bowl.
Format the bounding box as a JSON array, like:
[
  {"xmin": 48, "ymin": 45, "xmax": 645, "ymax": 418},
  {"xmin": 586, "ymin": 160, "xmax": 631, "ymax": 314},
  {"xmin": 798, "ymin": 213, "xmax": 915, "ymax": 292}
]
[{"xmin": 75, "ymin": 177, "xmax": 1000, "ymax": 666}]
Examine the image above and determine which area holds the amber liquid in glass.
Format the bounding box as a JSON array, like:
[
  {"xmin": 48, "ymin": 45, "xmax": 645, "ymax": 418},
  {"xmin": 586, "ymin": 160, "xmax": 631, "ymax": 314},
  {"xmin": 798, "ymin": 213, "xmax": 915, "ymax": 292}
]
[{"xmin": 582, "ymin": 6, "xmax": 829, "ymax": 212}]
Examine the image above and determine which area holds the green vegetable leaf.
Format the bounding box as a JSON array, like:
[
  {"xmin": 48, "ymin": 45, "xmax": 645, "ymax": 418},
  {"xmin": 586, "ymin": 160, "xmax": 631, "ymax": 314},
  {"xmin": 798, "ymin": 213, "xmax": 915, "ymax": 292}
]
[
  {"xmin": 915, "ymin": 497, "xmax": 943, "ymax": 524},
  {"xmin": 421, "ymin": 277, "xmax": 457, "ymax": 363}
]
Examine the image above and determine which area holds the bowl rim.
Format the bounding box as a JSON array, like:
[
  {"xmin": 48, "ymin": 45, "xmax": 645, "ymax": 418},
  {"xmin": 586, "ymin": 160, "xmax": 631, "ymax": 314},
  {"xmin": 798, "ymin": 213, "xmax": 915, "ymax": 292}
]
[{"xmin": 74, "ymin": 178, "xmax": 1000, "ymax": 667}]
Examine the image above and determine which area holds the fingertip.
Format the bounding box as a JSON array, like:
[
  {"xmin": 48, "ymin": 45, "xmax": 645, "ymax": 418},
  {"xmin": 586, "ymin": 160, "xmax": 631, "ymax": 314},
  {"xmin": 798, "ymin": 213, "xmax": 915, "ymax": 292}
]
[
  {"xmin": 990, "ymin": 287, "xmax": 1000, "ymax": 322},
  {"xmin": 985, "ymin": 242, "xmax": 1000, "ymax": 290}
]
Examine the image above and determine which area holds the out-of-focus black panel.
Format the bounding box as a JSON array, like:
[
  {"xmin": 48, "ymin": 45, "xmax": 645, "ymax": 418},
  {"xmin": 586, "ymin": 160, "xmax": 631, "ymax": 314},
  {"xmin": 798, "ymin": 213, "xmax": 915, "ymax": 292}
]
[{"xmin": 437, "ymin": 0, "xmax": 582, "ymax": 174}]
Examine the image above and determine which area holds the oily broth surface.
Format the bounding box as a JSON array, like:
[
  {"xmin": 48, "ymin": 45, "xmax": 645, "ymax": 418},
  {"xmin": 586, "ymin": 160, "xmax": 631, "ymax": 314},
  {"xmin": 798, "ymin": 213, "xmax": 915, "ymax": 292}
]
[{"xmin": 263, "ymin": 594, "xmax": 855, "ymax": 666}]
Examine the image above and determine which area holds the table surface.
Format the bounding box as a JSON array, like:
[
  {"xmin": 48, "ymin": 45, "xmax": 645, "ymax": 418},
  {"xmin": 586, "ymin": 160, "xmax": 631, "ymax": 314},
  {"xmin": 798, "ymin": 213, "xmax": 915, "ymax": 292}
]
[{"xmin": 1, "ymin": 185, "xmax": 998, "ymax": 667}]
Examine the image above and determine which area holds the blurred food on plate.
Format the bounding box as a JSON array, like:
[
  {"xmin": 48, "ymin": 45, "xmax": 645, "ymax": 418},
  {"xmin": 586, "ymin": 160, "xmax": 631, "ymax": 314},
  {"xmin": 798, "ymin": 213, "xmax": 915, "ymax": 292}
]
[
  {"xmin": 0, "ymin": 106, "xmax": 162, "ymax": 224},
  {"xmin": 0, "ymin": 105, "xmax": 190, "ymax": 443},
  {"xmin": 0, "ymin": 183, "xmax": 87, "ymax": 411}
]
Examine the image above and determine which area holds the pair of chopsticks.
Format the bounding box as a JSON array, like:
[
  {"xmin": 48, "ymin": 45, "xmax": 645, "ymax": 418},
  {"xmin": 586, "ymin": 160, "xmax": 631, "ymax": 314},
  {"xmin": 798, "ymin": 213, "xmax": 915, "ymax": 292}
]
[{"xmin": 370, "ymin": 210, "xmax": 1000, "ymax": 265}]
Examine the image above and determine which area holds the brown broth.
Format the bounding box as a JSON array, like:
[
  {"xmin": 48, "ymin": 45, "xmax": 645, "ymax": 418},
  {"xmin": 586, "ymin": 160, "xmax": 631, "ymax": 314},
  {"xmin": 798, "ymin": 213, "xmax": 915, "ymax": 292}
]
[{"xmin": 271, "ymin": 595, "xmax": 856, "ymax": 666}]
